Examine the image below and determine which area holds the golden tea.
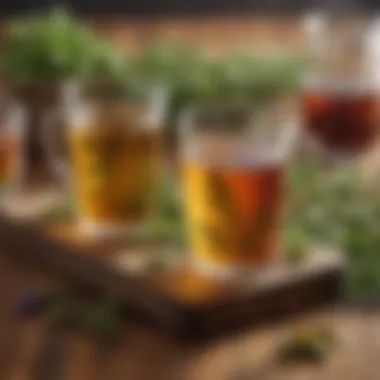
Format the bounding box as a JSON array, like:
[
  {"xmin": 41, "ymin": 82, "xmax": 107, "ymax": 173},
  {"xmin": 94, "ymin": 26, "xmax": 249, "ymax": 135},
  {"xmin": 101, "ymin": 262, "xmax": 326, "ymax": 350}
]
[
  {"xmin": 68, "ymin": 126, "xmax": 160, "ymax": 225},
  {"xmin": 0, "ymin": 133, "xmax": 21, "ymax": 188},
  {"xmin": 182, "ymin": 159, "xmax": 284, "ymax": 268}
]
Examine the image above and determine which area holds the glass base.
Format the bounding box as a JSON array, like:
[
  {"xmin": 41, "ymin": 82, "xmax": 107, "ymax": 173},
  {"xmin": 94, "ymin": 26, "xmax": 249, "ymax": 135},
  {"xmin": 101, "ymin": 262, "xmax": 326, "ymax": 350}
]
[
  {"xmin": 78, "ymin": 219, "xmax": 147, "ymax": 239},
  {"xmin": 305, "ymin": 134, "xmax": 368, "ymax": 162},
  {"xmin": 0, "ymin": 183, "xmax": 21, "ymax": 203}
]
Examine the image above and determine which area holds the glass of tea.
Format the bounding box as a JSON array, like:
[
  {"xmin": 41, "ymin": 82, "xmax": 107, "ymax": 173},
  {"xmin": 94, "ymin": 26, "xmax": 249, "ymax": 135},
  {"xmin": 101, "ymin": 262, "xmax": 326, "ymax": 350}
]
[
  {"xmin": 179, "ymin": 100, "xmax": 299, "ymax": 277},
  {"xmin": 0, "ymin": 102, "xmax": 26, "ymax": 197},
  {"xmin": 43, "ymin": 81, "xmax": 166, "ymax": 237},
  {"xmin": 302, "ymin": 13, "xmax": 380, "ymax": 159}
]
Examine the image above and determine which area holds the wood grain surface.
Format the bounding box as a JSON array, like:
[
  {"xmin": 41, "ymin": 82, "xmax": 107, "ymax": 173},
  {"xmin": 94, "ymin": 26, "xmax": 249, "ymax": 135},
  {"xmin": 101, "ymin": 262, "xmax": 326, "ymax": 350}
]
[
  {"xmin": 0, "ymin": 247, "xmax": 379, "ymax": 380},
  {"xmin": 0, "ymin": 187, "xmax": 344, "ymax": 341}
]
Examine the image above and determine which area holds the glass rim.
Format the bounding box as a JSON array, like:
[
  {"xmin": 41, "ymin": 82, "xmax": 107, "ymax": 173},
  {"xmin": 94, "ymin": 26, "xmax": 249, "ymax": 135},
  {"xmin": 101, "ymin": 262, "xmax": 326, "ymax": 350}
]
[
  {"xmin": 179, "ymin": 96, "xmax": 294, "ymax": 133},
  {"xmin": 179, "ymin": 102, "xmax": 257, "ymax": 135},
  {"xmin": 179, "ymin": 99, "xmax": 301, "ymax": 164},
  {"xmin": 0, "ymin": 100, "xmax": 27, "ymax": 129},
  {"xmin": 62, "ymin": 79, "xmax": 169, "ymax": 103},
  {"xmin": 303, "ymin": 11, "xmax": 379, "ymax": 36}
]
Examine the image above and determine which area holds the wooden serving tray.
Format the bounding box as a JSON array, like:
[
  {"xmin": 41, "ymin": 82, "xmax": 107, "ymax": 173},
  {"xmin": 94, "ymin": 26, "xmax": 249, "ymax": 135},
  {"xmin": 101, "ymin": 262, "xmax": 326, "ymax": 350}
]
[{"xmin": 0, "ymin": 188, "xmax": 345, "ymax": 342}]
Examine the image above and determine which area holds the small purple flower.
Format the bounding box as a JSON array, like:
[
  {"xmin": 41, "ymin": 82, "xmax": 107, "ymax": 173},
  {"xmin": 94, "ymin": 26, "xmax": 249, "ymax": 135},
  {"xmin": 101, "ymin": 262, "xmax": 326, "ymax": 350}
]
[{"xmin": 16, "ymin": 290, "xmax": 49, "ymax": 317}]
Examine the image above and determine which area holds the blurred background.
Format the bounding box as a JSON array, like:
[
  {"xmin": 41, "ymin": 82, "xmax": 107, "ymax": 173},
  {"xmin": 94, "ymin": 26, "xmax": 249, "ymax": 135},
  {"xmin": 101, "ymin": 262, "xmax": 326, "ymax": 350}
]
[{"xmin": 0, "ymin": 2, "xmax": 380, "ymax": 380}]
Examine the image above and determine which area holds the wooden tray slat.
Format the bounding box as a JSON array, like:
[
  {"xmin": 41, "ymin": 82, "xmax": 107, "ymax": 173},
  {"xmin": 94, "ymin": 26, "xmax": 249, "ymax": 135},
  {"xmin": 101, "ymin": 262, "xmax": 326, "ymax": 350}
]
[{"xmin": 0, "ymin": 190, "xmax": 345, "ymax": 341}]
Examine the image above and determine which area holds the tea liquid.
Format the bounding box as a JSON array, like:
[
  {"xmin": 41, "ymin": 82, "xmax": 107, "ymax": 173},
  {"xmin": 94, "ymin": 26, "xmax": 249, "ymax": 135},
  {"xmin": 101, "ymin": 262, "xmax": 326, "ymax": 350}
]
[
  {"xmin": 182, "ymin": 159, "xmax": 284, "ymax": 267},
  {"xmin": 0, "ymin": 133, "xmax": 21, "ymax": 187},
  {"xmin": 69, "ymin": 126, "xmax": 160, "ymax": 224},
  {"xmin": 302, "ymin": 85, "xmax": 378, "ymax": 156}
]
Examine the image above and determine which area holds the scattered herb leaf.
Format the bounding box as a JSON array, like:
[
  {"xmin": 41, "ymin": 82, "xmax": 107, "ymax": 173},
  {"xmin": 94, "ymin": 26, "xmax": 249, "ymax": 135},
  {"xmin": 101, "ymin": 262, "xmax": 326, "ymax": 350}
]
[{"xmin": 279, "ymin": 324, "xmax": 337, "ymax": 364}]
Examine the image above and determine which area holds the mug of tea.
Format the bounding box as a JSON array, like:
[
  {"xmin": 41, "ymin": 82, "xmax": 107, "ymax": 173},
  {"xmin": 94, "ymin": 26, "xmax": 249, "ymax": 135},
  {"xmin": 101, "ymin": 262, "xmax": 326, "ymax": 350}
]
[
  {"xmin": 179, "ymin": 100, "xmax": 299, "ymax": 277},
  {"xmin": 302, "ymin": 13, "xmax": 380, "ymax": 159},
  {"xmin": 42, "ymin": 81, "xmax": 167, "ymax": 237},
  {"xmin": 0, "ymin": 101, "xmax": 26, "ymax": 197}
]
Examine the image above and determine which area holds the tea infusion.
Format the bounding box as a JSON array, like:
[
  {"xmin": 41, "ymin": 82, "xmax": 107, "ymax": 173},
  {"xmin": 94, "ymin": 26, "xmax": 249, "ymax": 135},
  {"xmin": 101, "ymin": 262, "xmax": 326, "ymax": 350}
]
[
  {"xmin": 182, "ymin": 158, "xmax": 284, "ymax": 268},
  {"xmin": 69, "ymin": 126, "xmax": 160, "ymax": 225},
  {"xmin": 302, "ymin": 85, "xmax": 378, "ymax": 156},
  {"xmin": 0, "ymin": 133, "xmax": 22, "ymax": 189}
]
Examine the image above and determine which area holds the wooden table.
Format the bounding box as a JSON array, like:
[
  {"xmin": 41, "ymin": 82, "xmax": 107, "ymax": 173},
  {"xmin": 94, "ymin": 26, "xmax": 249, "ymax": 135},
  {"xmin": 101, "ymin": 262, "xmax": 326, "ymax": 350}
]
[{"xmin": 0, "ymin": 244, "xmax": 379, "ymax": 380}]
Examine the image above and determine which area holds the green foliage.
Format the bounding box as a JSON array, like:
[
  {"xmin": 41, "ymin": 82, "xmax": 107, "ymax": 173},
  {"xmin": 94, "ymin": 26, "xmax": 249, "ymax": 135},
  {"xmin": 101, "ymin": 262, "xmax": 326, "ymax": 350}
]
[
  {"xmin": 134, "ymin": 41, "xmax": 304, "ymax": 106},
  {"xmin": 132, "ymin": 40, "xmax": 188, "ymax": 85},
  {"xmin": 0, "ymin": 7, "xmax": 125, "ymax": 85},
  {"xmin": 81, "ymin": 299, "xmax": 122, "ymax": 339},
  {"xmin": 133, "ymin": 173, "xmax": 184, "ymax": 246},
  {"xmin": 285, "ymin": 159, "xmax": 380, "ymax": 301},
  {"xmin": 187, "ymin": 53, "xmax": 304, "ymax": 106},
  {"xmin": 40, "ymin": 196, "xmax": 75, "ymax": 222},
  {"xmin": 133, "ymin": 41, "xmax": 305, "ymax": 141}
]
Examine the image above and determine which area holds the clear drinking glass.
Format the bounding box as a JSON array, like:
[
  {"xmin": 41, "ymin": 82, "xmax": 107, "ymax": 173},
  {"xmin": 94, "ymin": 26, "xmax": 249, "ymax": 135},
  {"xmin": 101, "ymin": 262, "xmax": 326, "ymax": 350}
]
[
  {"xmin": 179, "ymin": 100, "xmax": 299, "ymax": 278},
  {"xmin": 0, "ymin": 102, "xmax": 26, "ymax": 197},
  {"xmin": 302, "ymin": 12, "xmax": 380, "ymax": 159},
  {"xmin": 43, "ymin": 82, "xmax": 167, "ymax": 237}
]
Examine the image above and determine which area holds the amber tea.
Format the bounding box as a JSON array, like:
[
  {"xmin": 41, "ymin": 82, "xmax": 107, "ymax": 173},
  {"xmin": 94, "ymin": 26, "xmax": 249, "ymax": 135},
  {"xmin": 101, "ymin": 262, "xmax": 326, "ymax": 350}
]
[
  {"xmin": 0, "ymin": 104, "xmax": 25, "ymax": 194},
  {"xmin": 302, "ymin": 85, "xmax": 378, "ymax": 157},
  {"xmin": 68, "ymin": 126, "xmax": 160, "ymax": 226},
  {"xmin": 302, "ymin": 13, "xmax": 380, "ymax": 157},
  {"xmin": 179, "ymin": 100, "xmax": 297, "ymax": 276},
  {"xmin": 43, "ymin": 83, "xmax": 166, "ymax": 236},
  {"xmin": 182, "ymin": 158, "xmax": 284, "ymax": 270},
  {"xmin": 0, "ymin": 135, "xmax": 22, "ymax": 188}
]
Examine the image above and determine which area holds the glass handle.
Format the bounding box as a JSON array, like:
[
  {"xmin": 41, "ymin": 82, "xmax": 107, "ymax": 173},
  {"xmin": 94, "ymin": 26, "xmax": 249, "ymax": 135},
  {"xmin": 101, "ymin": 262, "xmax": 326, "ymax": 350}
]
[{"xmin": 41, "ymin": 107, "xmax": 70, "ymax": 184}]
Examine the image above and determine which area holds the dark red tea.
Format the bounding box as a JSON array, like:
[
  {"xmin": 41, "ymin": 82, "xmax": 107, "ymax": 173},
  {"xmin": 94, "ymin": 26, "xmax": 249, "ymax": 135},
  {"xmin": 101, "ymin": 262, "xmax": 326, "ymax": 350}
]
[{"xmin": 302, "ymin": 85, "xmax": 379, "ymax": 156}]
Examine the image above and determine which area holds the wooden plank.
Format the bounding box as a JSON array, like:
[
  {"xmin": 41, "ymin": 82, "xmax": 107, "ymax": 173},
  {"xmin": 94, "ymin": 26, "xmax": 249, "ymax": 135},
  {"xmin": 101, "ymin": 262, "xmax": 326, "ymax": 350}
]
[
  {"xmin": 0, "ymin": 225, "xmax": 378, "ymax": 379},
  {"xmin": 0, "ymin": 189, "xmax": 345, "ymax": 341}
]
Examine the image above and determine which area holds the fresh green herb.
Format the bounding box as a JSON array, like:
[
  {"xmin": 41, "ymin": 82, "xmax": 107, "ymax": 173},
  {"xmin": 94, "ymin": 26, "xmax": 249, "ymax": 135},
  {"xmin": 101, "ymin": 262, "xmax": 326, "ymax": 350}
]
[
  {"xmin": 285, "ymin": 159, "xmax": 380, "ymax": 301},
  {"xmin": 48, "ymin": 299, "xmax": 80, "ymax": 328},
  {"xmin": 0, "ymin": 7, "xmax": 125, "ymax": 85},
  {"xmin": 41, "ymin": 201, "xmax": 75, "ymax": 222},
  {"xmin": 20, "ymin": 287, "xmax": 124, "ymax": 339},
  {"xmin": 145, "ymin": 250, "xmax": 176, "ymax": 272},
  {"xmin": 155, "ymin": 172, "xmax": 182, "ymax": 220},
  {"xmin": 133, "ymin": 218, "xmax": 184, "ymax": 246},
  {"xmin": 279, "ymin": 324, "xmax": 337, "ymax": 364},
  {"xmin": 81, "ymin": 299, "xmax": 122, "ymax": 339},
  {"xmin": 43, "ymin": 289, "xmax": 79, "ymax": 327},
  {"xmin": 132, "ymin": 42, "xmax": 304, "ymax": 143},
  {"xmin": 284, "ymin": 227, "xmax": 310, "ymax": 264},
  {"xmin": 128, "ymin": 173, "xmax": 184, "ymax": 246}
]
